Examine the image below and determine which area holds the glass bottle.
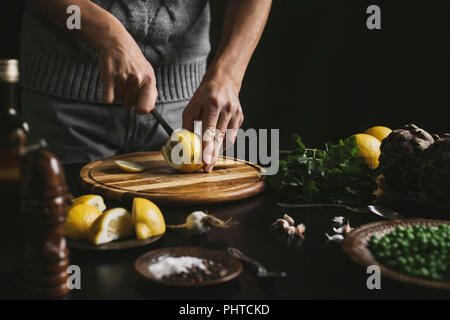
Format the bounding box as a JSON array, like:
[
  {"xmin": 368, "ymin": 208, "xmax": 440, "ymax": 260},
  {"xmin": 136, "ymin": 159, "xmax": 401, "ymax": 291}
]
[{"xmin": 0, "ymin": 59, "xmax": 27, "ymax": 191}]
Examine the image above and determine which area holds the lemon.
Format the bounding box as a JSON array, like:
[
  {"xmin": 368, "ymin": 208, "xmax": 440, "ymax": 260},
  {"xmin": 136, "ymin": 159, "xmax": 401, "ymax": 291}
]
[
  {"xmin": 71, "ymin": 194, "xmax": 106, "ymax": 212},
  {"xmin": 352, "ymin": 134, "xmax": 382, "ymax": 169},
  {"xmin": 161, "ymin": 129, "xmax": 203, "ymax": 173},
  {"xmin": 132, "ymin": 198, "xmax": 166, "ymax": 239},
  {"xmin": 364, "ymin": 126, "xmax": 392, "ymax": 142},
  {"xmin": 64, "ymin": 204, "xmax": 103, "ymax": 240},
  {"xmin": 114, "ymin": 160, "xmax": 146, "ymax": 173},
  {"xmin": 87, "ymin": 208, "xmax": 134, "ymax": 245}
]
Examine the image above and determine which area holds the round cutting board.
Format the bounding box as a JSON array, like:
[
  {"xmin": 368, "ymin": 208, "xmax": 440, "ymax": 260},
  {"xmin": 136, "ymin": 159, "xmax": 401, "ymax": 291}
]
[{"xmin": 80, "ymin": 151, "xmax": 266, "ymax": 205}]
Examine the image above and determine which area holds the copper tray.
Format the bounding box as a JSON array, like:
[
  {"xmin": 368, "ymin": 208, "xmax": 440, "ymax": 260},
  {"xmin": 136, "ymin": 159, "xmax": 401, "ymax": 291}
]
[
  {"xmin": 135, "ymin": 247, "xmax": 243, "ymax": 287},
  {"xmin": 342, "ymin": 219, "xmax": 450, "ymax": 290}
]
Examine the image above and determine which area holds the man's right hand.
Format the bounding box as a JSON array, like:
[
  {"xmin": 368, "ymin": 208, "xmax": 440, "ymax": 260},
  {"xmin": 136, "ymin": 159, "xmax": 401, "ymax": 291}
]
[
  {"xmin": 97, "ymin": 23, "xmax": 158, "ymax": 114},
  {"xmin": 29, "ymin": 0, "xmax": 158, "ymax": 114}
]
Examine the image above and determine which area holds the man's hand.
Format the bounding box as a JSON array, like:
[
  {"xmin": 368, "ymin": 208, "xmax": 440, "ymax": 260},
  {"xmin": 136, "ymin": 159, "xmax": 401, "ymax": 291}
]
[
  {"xmin": 98, "ymin": 27, "xmax": 158, "ymax": 114},
  {"xmin": 182, "ymin": 75, "xmax": 243, "ymax": 173},
  {"xmin": 183, "ymin": 0, "xmax": 271, "ymax": 172},
  {"xmin": 28, "ymin": 0, "xmax": 158, "ymax": 114}
]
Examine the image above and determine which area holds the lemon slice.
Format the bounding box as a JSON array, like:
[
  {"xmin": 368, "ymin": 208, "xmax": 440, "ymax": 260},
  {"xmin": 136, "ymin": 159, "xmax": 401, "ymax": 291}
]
[
  {"xmin": 132, "ymin": 198, "xmax": 166, "ymax": 239},
  {"xmin": 161, "ymin": 129, "xmax": 203, "ymax": 173},
  {"xmin": 71, "ymin": 194, "xmax": 106, "ymax": 212},
  {"xmin": 88, "ymin": 208, "xmax": 134, "ymax": 245},
  {"xmin": 64, "ymin": 204, "xmax": 103, "ymax": 240},
  {"xmin": 115, "ymin": 160, "xmax": 146, "ymax": 173}
]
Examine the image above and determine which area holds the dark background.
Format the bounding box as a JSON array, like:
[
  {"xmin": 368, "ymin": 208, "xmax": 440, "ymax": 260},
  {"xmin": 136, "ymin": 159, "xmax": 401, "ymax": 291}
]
[{"xmin": 3, "ymin": 1, "xmax": 449, "ymax": 149}]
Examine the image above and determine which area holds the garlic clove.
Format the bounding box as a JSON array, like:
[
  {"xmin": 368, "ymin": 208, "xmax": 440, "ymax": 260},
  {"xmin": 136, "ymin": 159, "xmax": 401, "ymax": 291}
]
[
  {"xmin": 332, "ymin": 216, "xmax": 345, "ymax": 225},
  {"xmin": 283, "ymin": 214, "xmax": 295, "ymax": 226},
  {"xmin": 285, "ymin": 226, "xmax": 297, "ymax": 236},
  {"xmin": 333, "ymin": 225, "xmax": 346, "ymax": 234},
  {"xmin": 295, "ymin": 224, "xmax": 306, "ymax": 239},
  {"xmin": 343, "ymin": 220, "xmax": 353, "ymax": 235},
  {"xmin": 272, "ymin": 218, "xmax": 289, "ymax": 229},
  {"xmin": 325, "ymin": 233, "xmax": 344, "ymax": 242}
]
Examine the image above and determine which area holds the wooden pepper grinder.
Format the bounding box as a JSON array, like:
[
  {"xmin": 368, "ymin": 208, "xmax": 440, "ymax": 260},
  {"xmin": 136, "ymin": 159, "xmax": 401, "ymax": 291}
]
[{"xmin": 20, "ymin": 145, "xmax": 73, "ymax": 298}]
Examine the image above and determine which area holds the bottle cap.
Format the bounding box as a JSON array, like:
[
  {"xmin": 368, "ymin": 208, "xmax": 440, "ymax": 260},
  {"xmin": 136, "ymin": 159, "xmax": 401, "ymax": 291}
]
[{"xmin": 0, "ymin": 59, "xmax": 19, "ymax": 83}]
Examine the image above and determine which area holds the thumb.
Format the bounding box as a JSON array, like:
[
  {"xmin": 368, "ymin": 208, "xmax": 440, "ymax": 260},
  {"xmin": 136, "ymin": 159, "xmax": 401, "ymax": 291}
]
[{"xmin": 102, "ymin": 80, "xmax": 115, "ymax": 104}]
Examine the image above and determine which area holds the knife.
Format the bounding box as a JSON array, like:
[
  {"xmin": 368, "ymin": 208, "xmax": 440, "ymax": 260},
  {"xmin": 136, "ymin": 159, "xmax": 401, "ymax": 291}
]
[{"xmin": 151, "ymin": 109, "xmax": 174, "ymax": 137}]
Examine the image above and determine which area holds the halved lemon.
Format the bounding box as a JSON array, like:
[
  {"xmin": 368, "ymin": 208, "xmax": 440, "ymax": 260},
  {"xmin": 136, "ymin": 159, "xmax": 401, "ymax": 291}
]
[
  {"xmin": 364, "ymin": 126, "xmax": 392, "ymax": 142},
  {"xmin": 132, "ymin": 198, "xmax": 166, "ymax": 239},
  {"xmin": 114, "ymin": 160, "xmax": 146, "ymax": 173},
  {"xmin": 71, "ymin": 194, "xmax": 106, "ymax": 212},
  {"xmin": 64, "ymin": 204, "xmax": 103, "ymax": 240},
  {"xmin": 352, "ymin": 133, "xmax": 382, "ymax": 169},
  {"xmin": 161, "ymin": 129, "xmax": 203, "ymax": 173},
  {"xmin": 87, "ymin": 208, "xmax": 134, "ymax": 245}
]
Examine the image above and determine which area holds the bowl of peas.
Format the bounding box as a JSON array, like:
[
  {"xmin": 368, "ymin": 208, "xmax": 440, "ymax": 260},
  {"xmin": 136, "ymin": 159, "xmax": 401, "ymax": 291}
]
[{"xmin": 343, "ymin": 219, "xmax": 450, "ymax": 290}]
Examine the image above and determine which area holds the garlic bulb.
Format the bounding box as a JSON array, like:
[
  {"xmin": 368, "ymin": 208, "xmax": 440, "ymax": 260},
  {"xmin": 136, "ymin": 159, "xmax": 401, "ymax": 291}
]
[
  {"xmin": 167, "ymin": 211, "xmax": 236, "ymax": 235},
  {"xmin": 186, "ymin": 211, "xmax": 211, "ymax": 234}
]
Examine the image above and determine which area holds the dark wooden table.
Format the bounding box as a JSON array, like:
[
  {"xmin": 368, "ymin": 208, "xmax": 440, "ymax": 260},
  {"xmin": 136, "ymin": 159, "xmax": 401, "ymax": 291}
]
[{"xmin": 2, "ymin": 164, "xmax": 450, "ymax": 299}]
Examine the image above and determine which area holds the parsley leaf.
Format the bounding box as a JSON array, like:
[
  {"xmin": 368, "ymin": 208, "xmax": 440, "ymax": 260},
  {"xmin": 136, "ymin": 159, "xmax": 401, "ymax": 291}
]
[{"xmin": 269, "ymin": 135, "xmax": 378, "ymax": 206}]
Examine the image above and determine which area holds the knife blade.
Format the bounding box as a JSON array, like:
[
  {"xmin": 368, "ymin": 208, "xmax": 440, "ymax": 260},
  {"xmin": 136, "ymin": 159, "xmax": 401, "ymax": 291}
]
[{"xmin": 151, "ymin": 109, "xmax": 174, "ymax": 137}]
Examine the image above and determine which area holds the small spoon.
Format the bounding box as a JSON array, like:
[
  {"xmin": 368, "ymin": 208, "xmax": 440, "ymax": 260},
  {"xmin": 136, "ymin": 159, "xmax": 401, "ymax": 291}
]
[
  {"xmin": 368, "ymin": 205, "xmax": 404, "ymax": 220},
  {"xmin": 227, "ymin": 247, "xmax": 287, "ymax": 278},
  {"xmin": 277, "ymin": 203, "xmax": 404, "ymax": 220}
]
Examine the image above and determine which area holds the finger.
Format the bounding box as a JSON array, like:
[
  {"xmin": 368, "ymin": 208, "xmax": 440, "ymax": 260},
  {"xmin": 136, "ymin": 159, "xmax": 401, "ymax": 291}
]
[
  {"xmin": 224, "ymin": 114, "xmax": 241, "ymax": 150},
  {"xmin": 182, "ymin": 100, "xmax": 201, "ymax": 132},
  {"xmin": 114, "ymin": 74, "xmax": 127, "ymax": 103},
  {"xmin": 135, "ymin": 81, "xmax": 158, "ymax": 114},
  {"xmin": 123, "ymin": 75, "xmax": 141, "ymax": 109},
  {"xmin": 102, "ymin": 79, "xmax": 115, "ymax": 104},
  {"xmin": 213, "ymin": 110, "xmax": 232, "ymax": 158},
  {"xmin": 201, "ymin": 106, "xmax": 220, "ymax": 173}
]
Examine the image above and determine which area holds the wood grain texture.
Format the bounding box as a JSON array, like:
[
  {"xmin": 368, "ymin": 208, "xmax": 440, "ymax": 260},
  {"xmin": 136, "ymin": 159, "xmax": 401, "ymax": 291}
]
[{"xmin": 80, "ymin": 151, "xmax": 266, "ymax": 205}]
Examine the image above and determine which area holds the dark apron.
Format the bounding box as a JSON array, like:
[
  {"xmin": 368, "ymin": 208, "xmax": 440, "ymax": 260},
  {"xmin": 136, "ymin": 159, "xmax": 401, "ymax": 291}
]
[{"xmin": 21, "ymin": 88, "xmax": 185, "ymax": 163}]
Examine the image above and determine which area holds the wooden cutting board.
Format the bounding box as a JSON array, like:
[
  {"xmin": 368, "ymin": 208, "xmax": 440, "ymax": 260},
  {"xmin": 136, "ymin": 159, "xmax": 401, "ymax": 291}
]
[{"xmin": 80, "ymin": 151, "xmax": 266, "ymax": 205}]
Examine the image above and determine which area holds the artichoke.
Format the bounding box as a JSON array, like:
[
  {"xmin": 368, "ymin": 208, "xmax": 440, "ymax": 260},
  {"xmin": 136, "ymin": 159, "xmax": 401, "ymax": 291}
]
[
  {"xmin": 379, "ymin": 124, "xmax": 435, "ymax": 191},
  {"xmin": 420, "ymin": 134, "xmax": 450, "ymax": 204}
]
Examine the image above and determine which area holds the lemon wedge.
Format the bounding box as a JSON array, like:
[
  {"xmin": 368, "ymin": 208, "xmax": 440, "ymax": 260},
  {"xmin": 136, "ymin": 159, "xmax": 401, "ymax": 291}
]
[
  {"xmin": 132, "ymin": 198, "xmax": 165, "ymax": 239},
  {"xmin": 71, "ymin": 194, "xmax": 106, "ymax": 212},
  {"xmin": 64, "ymin": 204, "xmax": 103, "ymax": 240},
  {"xmin": 161, "ymin": 129, "xmax": 203, "ymax": 173},
  {"xmin": 87, "ymin": 208, "xmax": 134, "ymax": 245},
  {"xmin": 115, "ymin": 160, "xmax": 146, "ymax": 173}
]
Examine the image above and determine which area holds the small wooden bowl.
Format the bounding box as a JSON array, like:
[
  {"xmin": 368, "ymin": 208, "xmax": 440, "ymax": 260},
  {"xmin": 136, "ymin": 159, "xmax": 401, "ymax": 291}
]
[
  {"xmin": 343, "ymin": 219, "xmax": 450, "ymax": 290},
  {"xmin": 135, "ymin": 247, "xmax": 243, "ymax": 287},
  {"xmin": 68, "ymin": 234, "xmax": 163, "ymax": 251}
]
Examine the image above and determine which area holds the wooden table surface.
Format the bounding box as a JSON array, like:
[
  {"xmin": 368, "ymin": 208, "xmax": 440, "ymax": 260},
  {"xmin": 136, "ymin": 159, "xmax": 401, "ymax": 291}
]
[{"xmin": 2, "ymin": 163, "xmax": 450, "ymax": 299}]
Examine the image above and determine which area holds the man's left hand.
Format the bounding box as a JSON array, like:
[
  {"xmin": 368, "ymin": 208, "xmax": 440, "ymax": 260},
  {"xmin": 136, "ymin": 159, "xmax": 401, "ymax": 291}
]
[{"xmin": 182, "ymin": 76, "xmax": 244, "ymax": 173}]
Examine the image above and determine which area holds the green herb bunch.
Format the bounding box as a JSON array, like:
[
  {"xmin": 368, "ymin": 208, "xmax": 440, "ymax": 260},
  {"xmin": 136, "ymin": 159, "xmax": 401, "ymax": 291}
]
[{"xmin": 269, "ymin": 134, "xmax": 378, "ymax": 206}]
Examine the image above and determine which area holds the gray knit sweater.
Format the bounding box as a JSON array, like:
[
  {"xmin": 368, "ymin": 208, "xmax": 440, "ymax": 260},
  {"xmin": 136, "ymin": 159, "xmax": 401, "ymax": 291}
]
[{"xmin": 20, "ymin": 0, "xmax": 211, "ymax": 104}]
